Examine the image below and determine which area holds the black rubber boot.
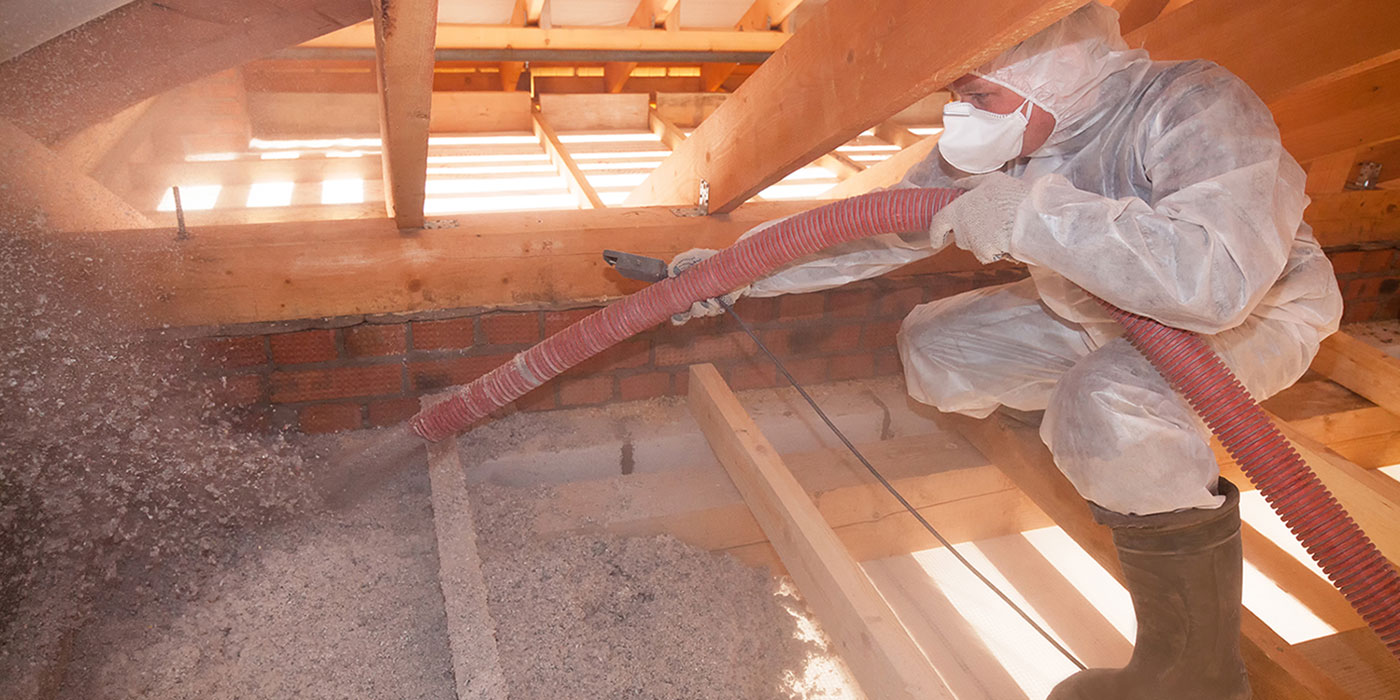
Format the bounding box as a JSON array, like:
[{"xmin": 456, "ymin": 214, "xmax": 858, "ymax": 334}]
[{"xmin": 1048, "ymin": 478, "xmax": 1252, "ymax": 700}]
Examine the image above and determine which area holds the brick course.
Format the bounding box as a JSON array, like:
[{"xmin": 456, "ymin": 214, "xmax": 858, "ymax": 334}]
[{"xmin": 189, "ymin": 253, "xmax": 1399, "ymax": 434}]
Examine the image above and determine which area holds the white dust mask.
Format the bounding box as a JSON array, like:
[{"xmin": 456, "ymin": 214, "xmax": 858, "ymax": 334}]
[{"xmin": 939, "ymin": 98, "xmax": 1032, "ymax": 174}]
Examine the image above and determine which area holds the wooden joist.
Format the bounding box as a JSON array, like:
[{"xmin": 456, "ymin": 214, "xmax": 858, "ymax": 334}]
[
  {"xmin": 370, "ymin": 0, "xmax": 439, "ymax": 230},
  {"xmin": 687, "ymin": 363, "xmax": 958, "ymax": 700},
  {"xmin": 944, "ymin": 412, "xmax": 1353, "ymax": 700},
  {"xmin": 623, "ymin": 0, "xmax": 1086, "ymax": 212},
  {"xmin": 0, "ymin": 0, "xmax": 370, "ymax": 143},
  {"xmin": 532, "ymin": 110, "xmax": 605, "ymax": 209},
  {"xmin": 301, "ymin": 24, "xmax": 789, "ymax": 56}
]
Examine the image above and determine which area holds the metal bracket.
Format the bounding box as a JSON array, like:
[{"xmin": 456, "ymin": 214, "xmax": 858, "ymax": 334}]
[
  {"xmin": 668, "ymin": 178, "xmax": 711, "ymax": 218},
  {"xmin": 602, "ymin": 250, "xmax": 668, "ymax": 283}
]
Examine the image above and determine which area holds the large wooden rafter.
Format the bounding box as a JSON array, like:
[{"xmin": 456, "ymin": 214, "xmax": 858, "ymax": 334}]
[
  {"xmin": 1126, "ymin": 0, "xmax": 1400, "ymax": 103},
  {"xmin": 371, "ymin": 0, "xmax": 439, "ymax": 230},
  {"xmin": 624, "ymin": 0, "xmax": 1088, "ymax": 213},
  {"xmin": 0, "ymin": 0, "xmax": 371, "ymax": 143}
]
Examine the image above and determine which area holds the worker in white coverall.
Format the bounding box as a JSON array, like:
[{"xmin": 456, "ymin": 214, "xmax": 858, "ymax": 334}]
[{"xmin": 670, "ymin": 2, "xmax": 1343, "ymax": 698}]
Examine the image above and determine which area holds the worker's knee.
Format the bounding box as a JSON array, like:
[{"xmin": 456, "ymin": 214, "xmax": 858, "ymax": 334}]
[
  {"xmin": 1041, "ymin": 340, "xmax": 1224, "ymax": 515},
  {"xmin": 897, "ymin": 280, "xmax": 1089, "ymax": 416}
]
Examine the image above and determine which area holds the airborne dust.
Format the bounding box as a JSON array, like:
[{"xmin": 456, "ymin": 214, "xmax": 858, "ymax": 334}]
[{"xmin": 0, "ymin": 213, "xmax": 319, "ymax": 682}]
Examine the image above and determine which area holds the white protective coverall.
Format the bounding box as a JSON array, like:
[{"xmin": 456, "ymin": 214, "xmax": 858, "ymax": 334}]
[{"xmin": 744, "ymin": 3, "xmax": 1342, "ymax": 515}]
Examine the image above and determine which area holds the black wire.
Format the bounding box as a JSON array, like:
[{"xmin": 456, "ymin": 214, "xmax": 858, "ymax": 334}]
[{"xmin": 716, "ymin": 298, "xmax": 1087, "ymax": 671}]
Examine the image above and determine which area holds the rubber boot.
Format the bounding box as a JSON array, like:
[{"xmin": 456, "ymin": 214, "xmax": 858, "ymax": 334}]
[{"xmin": 1048, "ymin": 478, "xmax": 1251, "ymax": 700}]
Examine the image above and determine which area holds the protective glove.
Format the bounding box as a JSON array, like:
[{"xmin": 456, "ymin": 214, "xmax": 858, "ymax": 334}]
[
  {"xmin": 928, "ymin": 172, "xmax": 1030, "ymax": 263},
  {"xmin": 667, "ymin": 248, "xmax": 750, "ymax": 325}
]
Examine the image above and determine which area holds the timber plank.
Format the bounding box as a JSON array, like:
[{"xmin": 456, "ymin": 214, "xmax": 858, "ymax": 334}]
[{"xmin": 687, "ymin": 364, "xmax": 956, "ymax": 700}]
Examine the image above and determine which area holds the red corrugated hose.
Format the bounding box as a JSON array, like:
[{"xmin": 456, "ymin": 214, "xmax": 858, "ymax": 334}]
[{"xmin": 409, "ymin": 187, "xmax": 1400, "ymax": 661}]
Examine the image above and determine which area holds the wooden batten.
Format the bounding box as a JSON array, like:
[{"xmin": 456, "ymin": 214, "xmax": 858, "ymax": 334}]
[{"xmin": 532, "ymin": 110, "xmax": 606, "ymax": 209}]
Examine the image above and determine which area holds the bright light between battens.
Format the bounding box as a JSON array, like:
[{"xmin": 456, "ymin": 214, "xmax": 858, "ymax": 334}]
[
  {"xmin": 250, "ymin": 137, "xmax": 380, "ymax": 150},
  {"xmin": 157, "ymin": 185, "xmax": 222, "ymax": 211},
  {"xmin": 321, "ymin": 178, "xmax": 364, "ymax": 205},
  {"xmin": 424, "ymin": 176, "xmax": 566, "ymax": 195},
  {"xmin": 557, "ymin": 132, "xmax": 660, "ymax": 144},
  {"xmin": 427, "ymin": 153, "xmax": 550, "ymax": 164},
  {"xmin": 569, "ymin": 150, "xmax": 672, "ymax": 160},
  {"xmin": 423, "ymin": 193, "xmax": 579, "ymax": 214},
  {"xmin": 429, "ymin": 134, "xmax": 539, "ymax": 146},
  {"xmin": 246, "ymin": 181, "xmax": 295, "ymax": 208}
]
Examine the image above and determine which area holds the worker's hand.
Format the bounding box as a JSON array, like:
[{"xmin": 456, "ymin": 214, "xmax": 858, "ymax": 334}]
[
  {"xmin": 667, "ymin": 248, "xmax": 749, "ymax": 325},
  {"xmin": 929, "ymin": 172, "xmax": 1030, "ymax": 263}
]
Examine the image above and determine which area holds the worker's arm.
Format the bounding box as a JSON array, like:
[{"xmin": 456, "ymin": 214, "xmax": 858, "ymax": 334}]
[
  {"xmin": 1007, "ymin": 65, "xmax": 1303, "ymax": 334},
  {"xmin": 746, "ymin": 147, "xmax": 962, "ymax": 297}
]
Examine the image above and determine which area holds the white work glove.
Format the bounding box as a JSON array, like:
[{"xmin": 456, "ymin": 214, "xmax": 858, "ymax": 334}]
[
  {"xmin": 667, "ymin": 248, "xmax": 750, "ymax": 325},
  {"xmin": 929, "ymin": 172, "xmax": 1030, "ymax": 263}
]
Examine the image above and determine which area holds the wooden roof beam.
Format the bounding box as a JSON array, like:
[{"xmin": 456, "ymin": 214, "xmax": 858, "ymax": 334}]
[
  {"xmin": 1273, "ymin": 59, "xmax": 1400, "ymax": 164},
  {"xmin": 501, "ymin": 0, "xmax": 529, "ymax": 92},
  {"xmin": 602, "ymin": 0, "xmax": 660, "ymax": 94},
  {"xmin": 371, "ymin": 0, "xmax": 439, "ymax": 230},
  {"xmin": 526, "ymin": 0, "xmax": 547, "ymax": 25},
  {"xmin": 0, "ymin": 0, "xmax": 371, "ymax": 144},
  {"xmin": 623, "ymin": 0, "xmax": 1088, "ymax": 213},
  {"xmin": 1126, "ymin": 0, "xmax": 1400, "ymax": 103}
]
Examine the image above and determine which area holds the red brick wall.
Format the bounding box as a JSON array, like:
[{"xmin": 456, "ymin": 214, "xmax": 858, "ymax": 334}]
[
  {"xmin": 187, "ymin": 248, "xmax": 1400, "ymax": 434},
  {"xmin": 188, "ymin": 269, "xmax": 1020, "ymax": 433},
  {"xmin": 1329, "ymin": 248, "xmax": 1400, "ymax": 323}
]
